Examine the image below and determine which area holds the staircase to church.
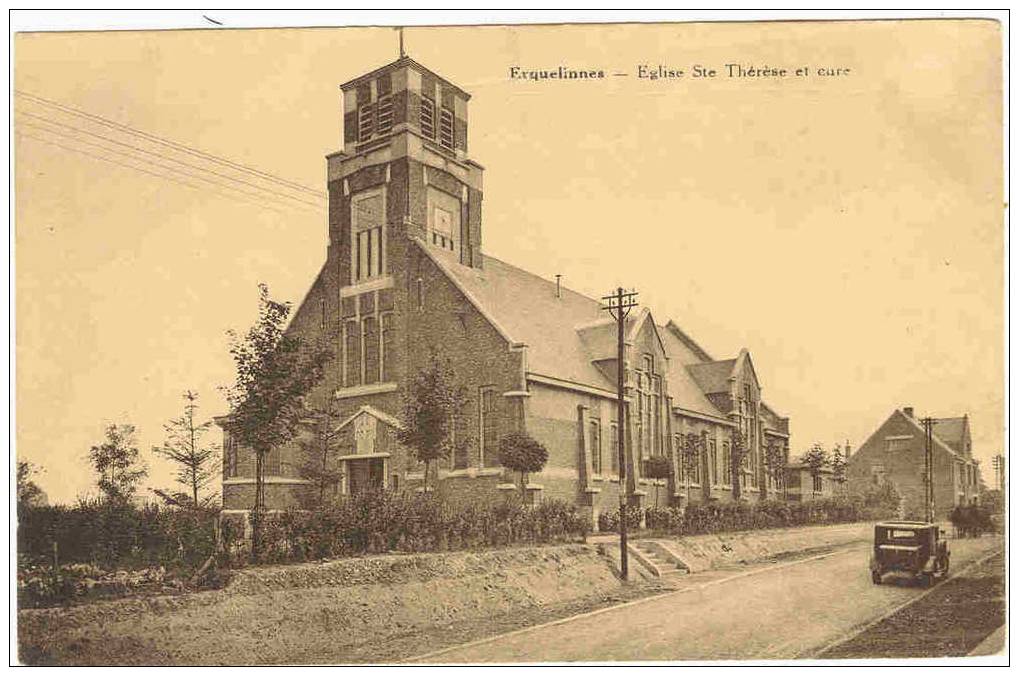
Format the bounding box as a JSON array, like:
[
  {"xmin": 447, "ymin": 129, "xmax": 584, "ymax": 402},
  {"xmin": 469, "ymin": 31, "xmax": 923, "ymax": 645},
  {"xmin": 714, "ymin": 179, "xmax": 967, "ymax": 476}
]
[{"xmin": 631, "ymin": 540, "xmax": 689, "ymax": 578}]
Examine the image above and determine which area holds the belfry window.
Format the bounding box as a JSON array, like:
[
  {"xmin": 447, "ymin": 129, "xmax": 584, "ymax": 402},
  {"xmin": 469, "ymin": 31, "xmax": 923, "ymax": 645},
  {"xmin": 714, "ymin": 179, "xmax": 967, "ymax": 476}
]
[
  {"xmin": 439, "ymin": 107, "xmax": 455, "ymax": 149},
  {"xmin": 352, "ymin": 191, "xmax": 385, "ymax": 283},
  {"xmin": 376, "ymin": 95, "xmax": 394, "ymax": 135},
  {"xmin": 420, "ymin": 96, "xmax": 436, "ymax": 140},
  {"xmin": 358, "ymin": 103, "xmax": 374, "ymax": 143}
]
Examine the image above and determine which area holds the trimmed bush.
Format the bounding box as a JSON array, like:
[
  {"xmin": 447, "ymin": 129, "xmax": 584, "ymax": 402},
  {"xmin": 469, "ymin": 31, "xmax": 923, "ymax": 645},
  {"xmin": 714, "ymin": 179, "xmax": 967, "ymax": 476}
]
[{"xmin": 597, "ymin": 503, "xmax": 644, "ymax": 533}]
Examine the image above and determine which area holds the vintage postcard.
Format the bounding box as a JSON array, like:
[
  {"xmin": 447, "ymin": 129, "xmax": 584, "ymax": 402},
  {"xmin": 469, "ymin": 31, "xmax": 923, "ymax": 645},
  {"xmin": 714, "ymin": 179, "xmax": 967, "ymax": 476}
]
[{"xmin": 11, "ymin": 13, "xmax": 1007, "ymax": 666}]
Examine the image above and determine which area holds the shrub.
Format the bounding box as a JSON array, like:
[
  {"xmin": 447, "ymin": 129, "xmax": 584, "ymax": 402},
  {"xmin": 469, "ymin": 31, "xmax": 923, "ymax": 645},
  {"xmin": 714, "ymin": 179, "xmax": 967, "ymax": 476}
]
[{"xmin": 597, "ymin": 503, "xmax": 643, "ymax": 533}]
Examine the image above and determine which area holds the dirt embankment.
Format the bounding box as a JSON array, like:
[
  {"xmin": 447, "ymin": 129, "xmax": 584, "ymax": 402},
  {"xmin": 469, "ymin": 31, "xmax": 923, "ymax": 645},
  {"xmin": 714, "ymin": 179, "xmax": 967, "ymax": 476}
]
[{"xmin": 19, "ymin": 544, "xmax": 647, "ymax": 665}]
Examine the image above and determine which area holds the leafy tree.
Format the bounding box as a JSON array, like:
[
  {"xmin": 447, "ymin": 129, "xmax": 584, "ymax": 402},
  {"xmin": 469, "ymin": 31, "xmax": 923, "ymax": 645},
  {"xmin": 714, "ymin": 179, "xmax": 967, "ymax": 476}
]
[
  {"xmin": 17, "ymin": 460, "xmax": 45, "ymax": 512},
  {"xmin": 762, "ymin": 440, "xmax": 786, "ymax": 500},
  {"xmin": 397, "ymin": 355, "xmax": 469, "ymax": 492},
  {"xmin": 87, "ymin": 424, "xmax": 148, "ymax": 503},
  {"xmin": 802, "ymin": 443, "xmax": 829, "ymax": 497},
  {"xmin": 645, "ymin": 455, "xmax": 672, "ymax": 509},
  {"xmin": 152, "ymin": 390, "xmax": 217, "ymax": 508},
  {"xmin": 223, "ymin": 283, "xmax": 332, "ymax": 560},
  {"xmin": 498, "ymin": 432, "xmax": 549, "ymax": 496},
  {"xmin": 730, "ymin": 429, "xmax": 749, "ymax": 501},
  {"xmin": 679, "ymin": 432, "xmax": 704, "ymax": 507},
  {"xmin": 296, "ymin": 399, "xmax": 345, "ymax": 508}
]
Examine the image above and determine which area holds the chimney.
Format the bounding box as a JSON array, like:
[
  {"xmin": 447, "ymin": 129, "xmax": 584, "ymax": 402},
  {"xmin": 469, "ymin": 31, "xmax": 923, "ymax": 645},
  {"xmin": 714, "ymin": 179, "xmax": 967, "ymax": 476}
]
[
  {"xmin": 555, "ymin": 274, "xmax": 562, "ymax": 298},
  {"xmin": 904, "ymin": 407, "xmax": 914, "ymax": 418},
  {"xmin": 845, "ymin": 441, "xmax": 852, "ymax": 461}
]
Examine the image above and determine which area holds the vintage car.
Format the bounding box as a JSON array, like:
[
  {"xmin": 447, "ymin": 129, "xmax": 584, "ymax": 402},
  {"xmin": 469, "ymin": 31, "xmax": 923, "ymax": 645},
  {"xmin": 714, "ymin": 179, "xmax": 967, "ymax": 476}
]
[{"xmin": 870, "ymin": 521, "xmax": 950, "ymax": 586}]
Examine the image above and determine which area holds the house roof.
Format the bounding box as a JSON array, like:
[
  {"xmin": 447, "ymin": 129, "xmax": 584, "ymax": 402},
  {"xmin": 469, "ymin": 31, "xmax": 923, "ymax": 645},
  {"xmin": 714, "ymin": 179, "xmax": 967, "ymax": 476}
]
[{"xmin": 415, "ymin": 240, "xmax": 779, "ymax": 423}]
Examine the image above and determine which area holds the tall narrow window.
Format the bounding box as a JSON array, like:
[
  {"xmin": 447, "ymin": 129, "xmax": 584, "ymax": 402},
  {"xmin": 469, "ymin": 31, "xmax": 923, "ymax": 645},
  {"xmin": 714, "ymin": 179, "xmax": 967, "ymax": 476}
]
[
  {"xmin": 352, "ymin": 192, "xmax": 384, "ymax": 282},
  {"xmin": 358, "ymin": 102, "xmax": 374, "ymax": 143},
  {"xmin": 420, "ymin": 96, "xmax": 436, "ymax": 140},
  {"xmin": 265, "ymin": 448, "xmax": 281, "ymax": 477},
  {"xmin": 590, "ymin": 420, "xmax": 602, "ymax": 475},
  {"xmin": 480, "ymin": 387, "xmax": 499, "ymax": 466},
  {"xmin": 722, "ymin": 442, "xmax": 731, "ymax": 485},
  {"xmin": 363, "ymin": 316, "xmax": 379, "ymax": 384},
  {"xmin": 439, "ymin": 107, "xmax": 454, "ymax": 149},
  {"xmin": 320, "ymin": 297, "xmax": 327, "ymax": 330},
  {"xmin": 380, "ymin": 312, "xmax": 393, "ymax": 382},
  {"xmin": 223, "ymin": 435, "xmax": 239, "ymax": 478},
  {"xmin": 376, "ymin": 94, "xmax": 394, "ymax": 135},
  {"xmin": 344, "ymin": 319, "xmax": 360, "ymax": 386},
  {"xmin": 710, "ymin": 440, "xmax": 719, "ymax": 485},
  {"xmin": 675, "ymin": 435, "xmax": 684, "ymax": 482},
  {"xmin": 417, "ymin": 278, "xmax": 424, "ymax": 311},
  {"xmin": 611, "ymin": 424, "xmax": 619, "ymax": 476}
]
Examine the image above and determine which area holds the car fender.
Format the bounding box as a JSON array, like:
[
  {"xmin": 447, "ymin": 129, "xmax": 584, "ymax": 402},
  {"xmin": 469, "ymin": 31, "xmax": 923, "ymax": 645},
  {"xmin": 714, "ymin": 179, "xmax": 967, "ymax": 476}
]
[{"xmin": 922, "ymin": 558, "xmax": 937, "ymax": 573}]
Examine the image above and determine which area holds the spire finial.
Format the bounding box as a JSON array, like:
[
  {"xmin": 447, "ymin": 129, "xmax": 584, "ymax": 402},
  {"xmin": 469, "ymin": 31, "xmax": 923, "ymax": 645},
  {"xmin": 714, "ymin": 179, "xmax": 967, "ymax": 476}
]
[{"xmin": 397, "ymin": 26, "xmax": 405, "ymax": 59}]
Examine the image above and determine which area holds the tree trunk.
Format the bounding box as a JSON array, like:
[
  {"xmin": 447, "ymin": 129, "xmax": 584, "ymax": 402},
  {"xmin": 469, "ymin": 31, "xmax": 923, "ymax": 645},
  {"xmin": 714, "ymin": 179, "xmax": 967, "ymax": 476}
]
[{"xmin": 251, "ymin": 450, "xmax": 265, "ymax": 562}]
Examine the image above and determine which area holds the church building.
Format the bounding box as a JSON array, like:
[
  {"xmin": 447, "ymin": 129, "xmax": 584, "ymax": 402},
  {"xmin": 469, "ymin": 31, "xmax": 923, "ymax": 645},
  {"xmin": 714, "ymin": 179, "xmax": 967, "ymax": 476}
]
[{"xmin": 219, "ymin": 55, "xmax": 792, "ymax": 529}]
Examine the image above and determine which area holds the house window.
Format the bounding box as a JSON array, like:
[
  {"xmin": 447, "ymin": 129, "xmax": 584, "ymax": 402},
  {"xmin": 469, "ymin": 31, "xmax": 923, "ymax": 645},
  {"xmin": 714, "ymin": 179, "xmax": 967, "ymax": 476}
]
[
  {"xmin": 813, "ymin": 473, "xmax": 823, "ymax": 493},
  {"xmin": 480, "ymin": 387, "xmax": 499, "ymax": 467},
  {"xmin": 885, "ymin": 437, "xmax": 910, "ymax": 453},
  {"xmin": 223, "ymin": 435, "xmax": 239, "ymax": 478},
  {"xmin": 363, "ymin": 316, "xmax": 379, "ymax": 384},
  {"xmin": 358, "ymin": 102, "xmax": 374, "ymax": 143},
  {"xmin": 439, "ymin": 107, "xmax": 455, "ymax": 149},
  {"xmin": 344, "ymin": 319, "xmax": 360, "ymax": 386},
  {"xmin": 420, "ymin": 96, "xmax": 436, "ymax": 140},
  {"xmin": 722, "ymin": 442, "xmax": 731, "ymax": 485},
  {"xmin": 590, "ymin": 420, "xmax": 602, "ymax": 475},
  {"xmin": 376, "ymin": 94, "xmax": 394, "ymax": 135},
  {"xmin": 352, "ymin": 191, "xmax": 384, "ymax": 283}
]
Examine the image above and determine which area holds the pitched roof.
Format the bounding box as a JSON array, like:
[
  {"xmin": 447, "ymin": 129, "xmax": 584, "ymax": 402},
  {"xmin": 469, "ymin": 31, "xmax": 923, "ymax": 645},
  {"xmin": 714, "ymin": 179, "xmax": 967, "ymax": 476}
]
[
  {"xmin": 416, "ymin": 240, "xmax": 773, "ymax": 423},
  {"xmin": 685, "ymin": 359, "xmax": 737, "ymax": 395},
  {"xmin": 932, "ymin": 416, "xmax": 967, "ymax": 448}
]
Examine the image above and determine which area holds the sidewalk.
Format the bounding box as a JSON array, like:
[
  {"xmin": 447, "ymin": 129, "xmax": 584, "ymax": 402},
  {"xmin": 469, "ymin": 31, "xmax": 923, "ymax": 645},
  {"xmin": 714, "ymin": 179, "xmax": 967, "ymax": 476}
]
[{"xmin": 969, "ymin": 624, "xmax": 1006, "ymax": 657}]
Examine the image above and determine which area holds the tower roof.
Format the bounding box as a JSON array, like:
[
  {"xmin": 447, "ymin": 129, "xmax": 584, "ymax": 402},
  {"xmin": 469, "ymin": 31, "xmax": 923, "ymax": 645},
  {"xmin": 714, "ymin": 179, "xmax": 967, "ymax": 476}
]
[{"xmin": 340, "ymin": 55, "xmax": 472, "ymax": 99}]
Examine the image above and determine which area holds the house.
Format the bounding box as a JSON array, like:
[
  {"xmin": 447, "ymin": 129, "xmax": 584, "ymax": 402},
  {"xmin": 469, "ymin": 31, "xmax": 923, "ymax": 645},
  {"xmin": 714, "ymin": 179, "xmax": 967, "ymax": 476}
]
[
  {"xmin": 218, "ymin": 55, "xmax": 792, "ymax": 530},
  {"xmin": 784, "ymin": 463, "xmax": 838, "ymax": 501},
  {"xmin": 846, "ymin": 407, "xmax": 981, "ymax": 519}
]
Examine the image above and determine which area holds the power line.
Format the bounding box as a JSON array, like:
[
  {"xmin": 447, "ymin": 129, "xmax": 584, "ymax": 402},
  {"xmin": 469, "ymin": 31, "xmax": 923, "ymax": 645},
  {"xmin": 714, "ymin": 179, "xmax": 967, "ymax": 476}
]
[
  {"xmin": 16, "ymin": 119, "xmax": 320, "ymax": 215},
  {"xmin": 17, "ymin": 110, "xmax": 325, "ymax": 209},
  {"xmin": 15, "ymin": 89, "xmax": 326, "ymax": 199},
  {"xmin": 15, "ymin": 131, "xmax": 304, "ymax": 216}
]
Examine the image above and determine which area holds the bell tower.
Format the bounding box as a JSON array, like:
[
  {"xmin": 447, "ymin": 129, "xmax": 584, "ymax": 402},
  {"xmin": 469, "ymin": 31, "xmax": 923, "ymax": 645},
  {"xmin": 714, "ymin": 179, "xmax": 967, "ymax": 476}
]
[{"xmin": 326, "ymin": 55, "xmax": 484, "ymax": 293}]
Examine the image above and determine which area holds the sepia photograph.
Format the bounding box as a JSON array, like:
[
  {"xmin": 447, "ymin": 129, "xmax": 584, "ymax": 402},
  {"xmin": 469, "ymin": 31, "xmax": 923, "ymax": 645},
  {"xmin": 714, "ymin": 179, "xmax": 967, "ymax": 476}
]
[{"xmin": 9, "ymin": 11, "xmax": 1008, "ymax": 667}]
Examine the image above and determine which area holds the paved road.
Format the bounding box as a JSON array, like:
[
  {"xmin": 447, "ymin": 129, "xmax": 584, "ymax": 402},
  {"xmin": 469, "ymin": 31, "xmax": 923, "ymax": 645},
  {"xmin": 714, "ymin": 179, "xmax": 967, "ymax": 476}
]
[{"xmin": 415, "ymin": 536, "xmax": 1001, "ymax": 662}]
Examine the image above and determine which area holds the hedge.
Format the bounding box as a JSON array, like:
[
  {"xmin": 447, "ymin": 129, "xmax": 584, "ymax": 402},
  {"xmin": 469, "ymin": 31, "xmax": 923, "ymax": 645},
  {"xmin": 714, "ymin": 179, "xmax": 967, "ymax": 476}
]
[{"xmin": 228, "ymin": 490, "xmax": 591, "ymax": 566}]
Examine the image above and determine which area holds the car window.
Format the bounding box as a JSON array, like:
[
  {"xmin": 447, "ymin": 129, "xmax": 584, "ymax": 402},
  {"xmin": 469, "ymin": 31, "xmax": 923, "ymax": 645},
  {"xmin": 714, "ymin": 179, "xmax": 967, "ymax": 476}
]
[{"xmin": 887, "ymin": 530, "xmax": 917, "ymax": 539}]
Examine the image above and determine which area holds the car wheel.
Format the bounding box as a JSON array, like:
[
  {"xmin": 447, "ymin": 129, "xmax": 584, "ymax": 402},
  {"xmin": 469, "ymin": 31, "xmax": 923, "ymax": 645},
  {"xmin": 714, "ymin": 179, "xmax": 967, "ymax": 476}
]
[{"xmin": 871, "ymin": 570, "xmax": 882, "ymax": 585}]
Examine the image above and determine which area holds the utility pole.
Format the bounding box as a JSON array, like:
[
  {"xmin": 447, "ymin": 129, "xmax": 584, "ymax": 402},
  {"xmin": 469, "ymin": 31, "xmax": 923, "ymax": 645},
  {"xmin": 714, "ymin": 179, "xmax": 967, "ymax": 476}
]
[
  {"xmin": 922, "ymin": 417, "xmax": 937, "ymax": 522},
  {"xmin": 602, "ymin": 287, "xmax": 638, "ymax": 580}
]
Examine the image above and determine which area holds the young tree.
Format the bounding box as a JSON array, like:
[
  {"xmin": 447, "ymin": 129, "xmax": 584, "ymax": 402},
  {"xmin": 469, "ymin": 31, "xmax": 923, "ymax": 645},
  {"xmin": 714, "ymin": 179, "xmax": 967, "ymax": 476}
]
[
  {"xmin": 223, "ymin": 283, "xmax": 332, "ymax": 560},
  {"xmin": 762, "ymin": 441, "xmax": 786, "ymax": 501},
  {"xmin": 645, "ymin": 455, "xmax": 672, "ymax": 509},
  {"xmin": 498, "ymin": 432, "xmax": 549, "ymax": 497},
  {"xmin": 296, "ymin": 399, "xmax": 345, "ymax": 509},
  {"xmin": 802, "ymin": 443, "xmax": 829, "ymax": 498},
  {"xmin": 396, "ymin": 356, "xmax": 469, "ymax": 492},
  {"xmin": 730, "ymin": 428, "xmax": 749, "ymax": 501},
  {"xmin": 152, "ymin": 390, "xmax": 217, "ymax": 508},
  {"xmin": 830, "ymin": 444, "xmax": 847, "ymax": 488},
  {"xmin": 679, "ymin": 432, "xmax": 704, "ymax": 507},
  {"xmin": 16, "ymin": 460, "xmax": 45, "ymax": 512},
  {"xmin": 87, "ymin": 424, "xmax": 148, "ymax": 503}
]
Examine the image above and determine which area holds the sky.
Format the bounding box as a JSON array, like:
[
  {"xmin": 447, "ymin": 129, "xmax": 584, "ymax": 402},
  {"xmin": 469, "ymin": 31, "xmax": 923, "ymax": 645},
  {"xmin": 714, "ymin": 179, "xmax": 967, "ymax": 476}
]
[{"xmin": 14, "ymin": 21, "xmax": 1004, "ymax": 504}]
